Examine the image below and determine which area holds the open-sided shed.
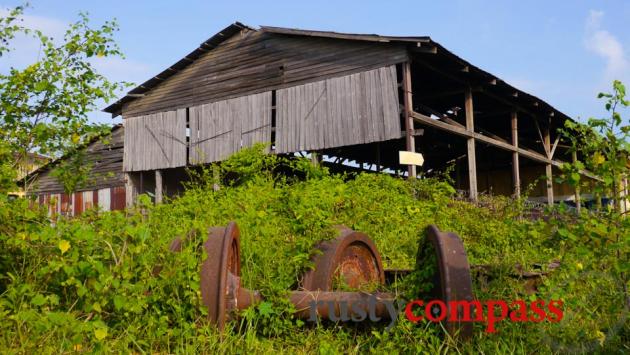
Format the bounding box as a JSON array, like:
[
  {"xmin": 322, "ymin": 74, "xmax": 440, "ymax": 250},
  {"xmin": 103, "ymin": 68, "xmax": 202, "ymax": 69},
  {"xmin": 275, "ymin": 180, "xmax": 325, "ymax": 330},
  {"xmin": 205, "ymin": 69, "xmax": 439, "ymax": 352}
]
[{"xmin": 104, "ymin": 22, "xmax": 589, "ymax": 206}]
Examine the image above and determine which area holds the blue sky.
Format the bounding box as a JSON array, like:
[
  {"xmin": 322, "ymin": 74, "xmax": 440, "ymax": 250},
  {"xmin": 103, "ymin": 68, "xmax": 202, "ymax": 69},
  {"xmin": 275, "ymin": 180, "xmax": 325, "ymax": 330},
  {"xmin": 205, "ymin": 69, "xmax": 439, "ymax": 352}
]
[{"xmin": 2, "ymin": 0, "xmax": 629, "ymax": 125}]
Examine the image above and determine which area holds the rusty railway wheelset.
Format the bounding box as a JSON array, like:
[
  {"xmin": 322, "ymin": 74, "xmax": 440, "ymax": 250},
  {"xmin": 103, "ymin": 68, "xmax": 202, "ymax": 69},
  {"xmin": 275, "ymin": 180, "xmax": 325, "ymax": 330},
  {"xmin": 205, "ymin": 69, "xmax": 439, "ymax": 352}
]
[{"xmin": 173, "ymin": 221, "xmax": 474, "ymax": 339}]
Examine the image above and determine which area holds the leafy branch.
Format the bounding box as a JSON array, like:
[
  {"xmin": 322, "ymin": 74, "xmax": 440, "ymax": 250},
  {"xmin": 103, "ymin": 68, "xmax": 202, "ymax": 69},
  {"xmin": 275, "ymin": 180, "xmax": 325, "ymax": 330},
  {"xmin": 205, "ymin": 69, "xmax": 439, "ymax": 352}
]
[{"xmin": 0, "ymin": 4, "xmax": 131, "ymax": 193}]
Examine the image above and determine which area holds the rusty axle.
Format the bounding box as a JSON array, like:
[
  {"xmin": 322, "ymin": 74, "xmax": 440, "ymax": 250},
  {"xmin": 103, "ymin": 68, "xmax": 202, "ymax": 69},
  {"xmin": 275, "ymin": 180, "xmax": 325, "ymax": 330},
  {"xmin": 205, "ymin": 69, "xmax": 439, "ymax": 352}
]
[
  {"xmin": 195, "ymin": 221, "xmax": 474, "ymax": 339},
  {"xmin": 229, "ymin": 271, "xmax": 396, "ymax": 321}
]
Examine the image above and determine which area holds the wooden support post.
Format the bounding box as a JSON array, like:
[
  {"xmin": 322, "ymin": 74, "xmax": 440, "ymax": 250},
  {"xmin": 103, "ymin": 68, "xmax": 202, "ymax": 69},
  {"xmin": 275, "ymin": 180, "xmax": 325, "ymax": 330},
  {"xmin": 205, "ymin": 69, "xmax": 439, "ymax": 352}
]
[
  {"xmin": 572, "ymin": 151, "xmax": 581, "ymax": 214},
  {"xmin": 376, "ymin": 143, "xmax": 382, "ymax": 172},
  {"xmin": 543, "ymin": 128, "xmax": 554, "ymax": 206},
  {"xmin": 511, "ymin": 112, "xmax": 520, "ymax": 198},
  {"xmin": 402, "ymin": 61, "xmax": 416, "ymax": 179},
  {"xmin": 310, "ymin": 151, "xmax": 320, "ymax": 167},
  {"xmin": 213, "ymin": 165, "xmax": 221, "ymax": 192},
  {"xmin": 124, "ymin": 172, "xmax": 134, "ymax": 207},
  {"xmin": 155, "ymin": 170, "xmax": 163, "ymax": 204},
  {"xmin": 465, "ymin": 87, "xmax": 478, "ymax": 201}
]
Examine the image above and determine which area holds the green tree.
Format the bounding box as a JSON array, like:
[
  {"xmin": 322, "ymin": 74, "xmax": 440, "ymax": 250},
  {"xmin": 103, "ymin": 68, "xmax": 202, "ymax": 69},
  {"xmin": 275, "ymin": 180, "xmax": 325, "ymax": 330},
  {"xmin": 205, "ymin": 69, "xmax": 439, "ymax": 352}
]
[
  {"xmin": 559, "ymin": 81, "xmax": 630, "ymax": 315},
  {"xmin": 0, "ymin": 4, "xmax": 128, "ymax": 193},
  {"xmin": 561, "ymin": 80, "xmax": 629, "ymax": 213}
]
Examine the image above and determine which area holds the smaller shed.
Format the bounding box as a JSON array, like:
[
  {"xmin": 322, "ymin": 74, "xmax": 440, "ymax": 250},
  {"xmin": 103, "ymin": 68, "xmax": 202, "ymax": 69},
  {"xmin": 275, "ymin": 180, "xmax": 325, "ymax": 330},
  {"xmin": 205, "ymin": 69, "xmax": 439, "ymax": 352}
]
[{"xmin": 26, "ymin": 125, "xmax": 126, "ymax": 216}]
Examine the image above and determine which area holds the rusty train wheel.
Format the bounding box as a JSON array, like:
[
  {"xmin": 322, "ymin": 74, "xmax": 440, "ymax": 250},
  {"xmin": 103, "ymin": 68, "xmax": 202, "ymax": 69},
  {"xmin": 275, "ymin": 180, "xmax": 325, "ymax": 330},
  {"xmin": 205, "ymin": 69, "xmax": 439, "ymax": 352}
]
[
  {"xmin": 302, "ymin": 227, "xmax": 385, "ymax": 291},
  {"xmin": 421, "ymin": 225, "xmax": 474, "ymax": 339},
  {"xmin": 200, "ymin": 222, "xmax": 241, "ymax": 331}
]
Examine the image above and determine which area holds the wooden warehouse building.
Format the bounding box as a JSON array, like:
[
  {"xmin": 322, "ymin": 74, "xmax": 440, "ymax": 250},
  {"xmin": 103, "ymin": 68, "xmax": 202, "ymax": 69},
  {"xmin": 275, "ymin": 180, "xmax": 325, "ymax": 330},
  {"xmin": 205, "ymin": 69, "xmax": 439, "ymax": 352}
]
[
  {"xmin": 101, "ymin": 22, "xmax": 586, "ymax": 206},
  {"xmin": 25, "ymin": 125, "xmax": 126, "ymax": 216}
]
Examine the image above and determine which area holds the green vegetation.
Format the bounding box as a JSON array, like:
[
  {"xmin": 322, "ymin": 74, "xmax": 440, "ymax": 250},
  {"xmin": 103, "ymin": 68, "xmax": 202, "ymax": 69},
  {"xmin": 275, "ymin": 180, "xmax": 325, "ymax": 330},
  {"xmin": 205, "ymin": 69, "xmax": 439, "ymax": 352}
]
[
  {"xmin": 0, "ymin": 147, "xmax": 628, "ymax": 354},
  {"xmin": 0, "ymin": 4, "xmax": 628, "ymax": 354},
  {"xmin": 560, "ymin": 79, "xmax": 629, "ymax": 213}
]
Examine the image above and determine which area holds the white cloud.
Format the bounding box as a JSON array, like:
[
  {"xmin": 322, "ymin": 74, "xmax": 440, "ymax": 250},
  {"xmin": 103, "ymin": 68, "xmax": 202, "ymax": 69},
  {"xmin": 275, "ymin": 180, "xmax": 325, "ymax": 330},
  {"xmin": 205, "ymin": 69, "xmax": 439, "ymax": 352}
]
[{"xmin": 584, "ymin": 10, "xmax": 630, "ymax": 83}]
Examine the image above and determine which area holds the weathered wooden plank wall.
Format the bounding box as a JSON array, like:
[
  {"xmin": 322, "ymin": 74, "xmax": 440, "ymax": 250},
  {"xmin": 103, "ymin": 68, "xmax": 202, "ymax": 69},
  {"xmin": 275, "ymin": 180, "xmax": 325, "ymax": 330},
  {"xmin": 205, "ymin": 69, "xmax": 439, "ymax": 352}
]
[
  {"xmin": 276, "ymin": 80, "xmax": 326, "ymax": 152},
  {"xmin": 240, "ymin": 92, "xmax": 273, "ymax": 149},
  {"xmin": 122, "ymin": 31, "xmax": 407, "ymax": 117},
  {"xmin": 31, "ymin": 126, "xmax": 125, "ymax": 194},
  {"xmin": 189, "ymin": 91, "xmax": 272, "ymax": 164},
  {"xmin": 123, "ymin": 109, "xmax": 187, "ymax": 171},
  {"xmin": 276, "ymin": 65, "xmax": 400, "ymax": 153}
]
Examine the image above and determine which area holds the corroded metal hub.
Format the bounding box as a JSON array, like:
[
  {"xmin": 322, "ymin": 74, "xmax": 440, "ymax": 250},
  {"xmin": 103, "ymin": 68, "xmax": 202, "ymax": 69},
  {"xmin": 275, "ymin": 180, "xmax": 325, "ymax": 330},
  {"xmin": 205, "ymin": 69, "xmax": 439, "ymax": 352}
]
[{"xmin": 302, "ymin": 227, "xmax": 385, "ymax": 291}]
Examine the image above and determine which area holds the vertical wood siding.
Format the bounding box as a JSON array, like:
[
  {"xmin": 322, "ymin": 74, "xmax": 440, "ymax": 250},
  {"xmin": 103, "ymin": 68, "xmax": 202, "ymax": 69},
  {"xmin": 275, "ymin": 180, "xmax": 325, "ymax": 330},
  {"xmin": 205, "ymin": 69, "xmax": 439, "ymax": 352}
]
[
  {"xmin": 60, "ymin": 193, "xmax": 72, "ymax": 216},
  {"xmin": 83, "ymin": 191, "xmax": 93, "ymax": 211},
  {"xmin": 276, "ymin": 65, "xmax": 400, "ymax": 153},
  {"xmin": 110, "ymin": 186, "xmax": 126, "ymax": 211},
  {"xmin": 74, "ymin": 192, "xmax": 83, "ymax": 215},
  {"xmin": 123, "ymin": 109, "xmax": 187, "ymax": 171},
  {"xmin": 92, "ymin": 190, "xmax": 99, "ymax": 209},
  {"xmin": 98, "ymin": 188, "xmax": 111, "ymax": 211},
  {"xmin": 189, "ymin": 91, "xmax": 272, "ymax": 164}
]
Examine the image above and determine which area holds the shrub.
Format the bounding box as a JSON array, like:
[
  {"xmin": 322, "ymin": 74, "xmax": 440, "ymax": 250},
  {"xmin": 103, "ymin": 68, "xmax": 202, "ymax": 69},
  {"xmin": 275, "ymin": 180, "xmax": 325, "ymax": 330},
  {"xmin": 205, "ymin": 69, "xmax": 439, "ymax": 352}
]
[{"xmin": 0, "ymin": 147, "xmax": 627, "ymax": 353}]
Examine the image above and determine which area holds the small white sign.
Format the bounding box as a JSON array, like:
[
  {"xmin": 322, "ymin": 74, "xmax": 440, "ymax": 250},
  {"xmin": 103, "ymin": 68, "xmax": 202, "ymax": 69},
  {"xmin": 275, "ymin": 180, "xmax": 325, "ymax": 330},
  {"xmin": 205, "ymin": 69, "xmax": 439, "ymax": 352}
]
[{"xmin": 399, "ymin": 151, "xmax": 424, "ymax": 166}]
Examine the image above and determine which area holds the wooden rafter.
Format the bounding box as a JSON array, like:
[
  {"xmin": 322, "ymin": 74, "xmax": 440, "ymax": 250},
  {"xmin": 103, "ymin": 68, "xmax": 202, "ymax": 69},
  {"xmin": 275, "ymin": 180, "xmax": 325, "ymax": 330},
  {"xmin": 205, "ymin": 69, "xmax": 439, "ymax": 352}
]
[{"xmin": 410, "ymin": 111, "xmax": 599, "ymax": 180}]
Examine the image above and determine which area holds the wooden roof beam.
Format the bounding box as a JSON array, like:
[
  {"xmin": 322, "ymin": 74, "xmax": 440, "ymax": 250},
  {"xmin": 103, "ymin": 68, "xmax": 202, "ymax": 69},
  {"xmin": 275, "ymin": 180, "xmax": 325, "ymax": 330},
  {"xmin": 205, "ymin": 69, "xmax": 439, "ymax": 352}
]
[
  {"xmin": 413, "ymin": 110, "xmax": 599, "ymax": 180},
  {"xmin": 410, "ymin": 111, "xmax": 588, "ymax": 172},
  {"xmin": 410, "ymin": 45, "xmax": 438, "ymax": 54},
  {"xmin": 416, "ymin": 87, "xmax": 482, "ymax": 101},
  {"xmin": 413, "ymin": 58, "xmax": 557, "ymax": 122}
]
